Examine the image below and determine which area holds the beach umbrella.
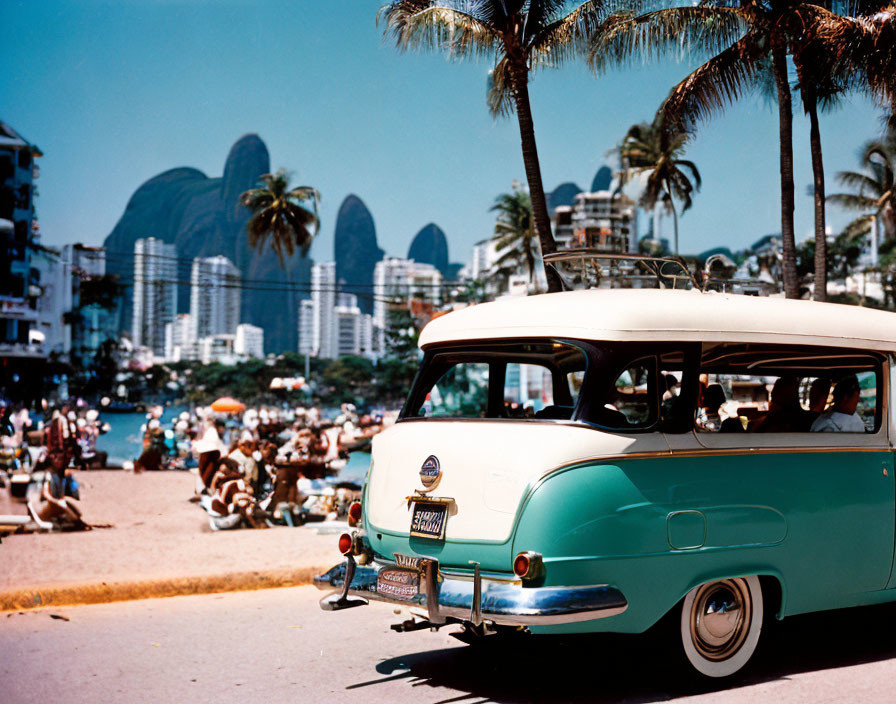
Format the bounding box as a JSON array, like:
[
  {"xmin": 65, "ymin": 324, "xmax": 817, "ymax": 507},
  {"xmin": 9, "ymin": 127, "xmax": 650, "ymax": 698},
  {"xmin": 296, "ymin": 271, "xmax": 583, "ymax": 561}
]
[{"xmin": 211, "ymin": 397, "xmax": 246, "ymax": 413}]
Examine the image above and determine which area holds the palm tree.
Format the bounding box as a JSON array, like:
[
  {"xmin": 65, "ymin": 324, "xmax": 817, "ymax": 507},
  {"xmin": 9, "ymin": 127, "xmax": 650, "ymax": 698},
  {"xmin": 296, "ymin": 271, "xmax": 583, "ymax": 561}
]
[
  {"xmin": 613, "ymin": 116, "xmax": 701, "ymax": 256},
  {"xmin": 591, "ymin": 1, "xmax": 824, "ymax": 299},
  {"xmin": 820, "ymin": 5, "xmax": 896, "ymax": 123},
  {"xmin": 828, "ymin": 130, "xmax": 896, "ymax": 253},
  {"xmin": 379, "ymin": 0, "xmax": 606, "ymax": 293},
  {"xmin": 490, "ymin": 182, "xmax": 539, "ymax": 289},
  {"xmin": 792, "ymin": 17, "xmax": 847, "ymax": 303},
  {"xmin": 239, "ymin": 170, "xmax": 320, "ymax": 267}
]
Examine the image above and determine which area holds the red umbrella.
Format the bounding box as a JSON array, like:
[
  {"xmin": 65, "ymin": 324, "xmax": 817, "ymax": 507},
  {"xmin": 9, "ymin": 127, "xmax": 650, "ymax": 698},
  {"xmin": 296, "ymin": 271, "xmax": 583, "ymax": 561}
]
[{"xmin": 210, "ymin": 397, "xmax": 245, "ymax": 413}]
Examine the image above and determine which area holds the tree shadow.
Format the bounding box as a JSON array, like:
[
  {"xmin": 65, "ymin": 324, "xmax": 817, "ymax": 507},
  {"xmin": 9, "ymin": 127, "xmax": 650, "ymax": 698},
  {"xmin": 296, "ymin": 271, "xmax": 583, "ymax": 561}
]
[{"xmin": 348, "ymin": 602, "xmax": 896, "ymax": 703}]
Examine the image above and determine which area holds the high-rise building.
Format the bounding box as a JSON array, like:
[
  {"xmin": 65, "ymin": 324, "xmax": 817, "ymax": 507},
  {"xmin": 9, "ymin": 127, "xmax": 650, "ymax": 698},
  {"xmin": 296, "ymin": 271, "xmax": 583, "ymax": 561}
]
[
  {"xmin": 235, "ymin": 323, "xmax": 264, "ymax": 359},
  {"xmin": 132, "ymin": 238, "xmax": 178, "ymax": 357},
  {"xmin": 335, "ymin": 304, "xmax": 362, "ymax": 357},
  {"xmin": 0, "ymin": 122, "xmax": 44, "ymax": 401},
  {"xmin": 311, "ymin": 261, "xmax": 337, "ymax": 359},
  {"xmin": 373, "ymin": 257, "xmax": 442, "ymax": 353},
  {"xmin": 64, "ymin": 244, "xmax": 121, "ymax": 367},
  {"xmin": 190, "ymin": 255, "xmax": 240, "ymax": 341},
  {"xmin": 164, "ymin": 313, "xmax": 196, "ymax": 362},
  {"xmin": 297, "ymin": 298, "xmax": 314, "ymax": 355}
]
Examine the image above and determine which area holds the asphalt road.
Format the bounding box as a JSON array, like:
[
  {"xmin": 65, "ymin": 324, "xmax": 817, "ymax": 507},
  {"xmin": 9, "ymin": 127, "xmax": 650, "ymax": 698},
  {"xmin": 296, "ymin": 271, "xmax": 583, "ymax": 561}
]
[{"xmin": 4, "ymin": 586, "xmax": 896, "ymax": 703}]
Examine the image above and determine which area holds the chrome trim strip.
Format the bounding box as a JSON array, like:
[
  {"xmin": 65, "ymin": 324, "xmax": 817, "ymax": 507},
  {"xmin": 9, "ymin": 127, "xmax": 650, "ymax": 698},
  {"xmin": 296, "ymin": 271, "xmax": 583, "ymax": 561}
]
[{"xmin": 314, "ymin": 559, "xmax": 628, "ymax": 626}]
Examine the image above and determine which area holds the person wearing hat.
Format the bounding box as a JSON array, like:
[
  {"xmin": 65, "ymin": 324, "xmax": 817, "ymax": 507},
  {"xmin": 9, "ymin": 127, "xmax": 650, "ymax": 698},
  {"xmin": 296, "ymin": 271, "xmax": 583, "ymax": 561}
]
[{"xmin": 811, "ymin": 374, "xmax": 866, "ymax": 432}]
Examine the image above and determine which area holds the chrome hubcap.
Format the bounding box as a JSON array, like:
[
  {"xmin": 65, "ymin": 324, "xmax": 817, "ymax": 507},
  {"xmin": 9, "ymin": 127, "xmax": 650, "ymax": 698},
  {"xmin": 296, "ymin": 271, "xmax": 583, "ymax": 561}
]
[{"xmin": 690, "ymin": 579, "xmax": 751, "ymax": 661}]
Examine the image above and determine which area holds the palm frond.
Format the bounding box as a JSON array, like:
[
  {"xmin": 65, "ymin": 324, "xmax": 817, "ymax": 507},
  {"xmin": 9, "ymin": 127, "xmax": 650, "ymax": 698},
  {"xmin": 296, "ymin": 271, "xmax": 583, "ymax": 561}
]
[
  {"xmin": 487, "ymin": 58, "xmax": 515, "ymax": 118},
  {"xmin": 528, "ymin": 0, "xmax": 609, "ymax": 69},
  {"xmin": 826, "ymin": 192, "xmax": 880, "ymax": 210},
  {"xmin": 379, "ymin": 3, "xmax": 498, "ymax": 58},
  {"xmin": 675, "ymin": 159, "xmax": 702, "ymax": 191},
  {"xmin": 841, "ymin": 214, "xmax": 874, "ymax": 237},
  {"xmin": 836, "ymin": 170, "xmax": 884, "ymax": 197},
  {"xmin": 589, "ymin": 6, "xmax": 748, "ymax": 73},
  {"xmin": 660, "ymin": 31, "xmax": 766, "ymax": 138}
]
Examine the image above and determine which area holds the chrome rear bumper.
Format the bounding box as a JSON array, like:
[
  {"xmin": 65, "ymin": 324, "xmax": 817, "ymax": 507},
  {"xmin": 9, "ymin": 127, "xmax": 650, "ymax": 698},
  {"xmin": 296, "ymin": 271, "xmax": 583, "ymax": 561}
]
[{"xmin": 314, "ymin": 557, "xmax": 627, "ymax": 627}]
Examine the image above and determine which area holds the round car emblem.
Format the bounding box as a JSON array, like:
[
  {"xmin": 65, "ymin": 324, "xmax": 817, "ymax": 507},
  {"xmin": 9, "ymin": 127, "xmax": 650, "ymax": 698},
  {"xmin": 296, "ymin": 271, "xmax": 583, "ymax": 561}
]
[{"xmin": 419, "ymin": 455, "xmax": 441, "ymax": 491}]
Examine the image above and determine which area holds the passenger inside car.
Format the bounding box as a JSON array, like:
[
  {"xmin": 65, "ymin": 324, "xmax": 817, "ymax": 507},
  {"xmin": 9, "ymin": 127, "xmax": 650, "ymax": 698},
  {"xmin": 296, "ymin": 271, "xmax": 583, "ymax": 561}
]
[
  {"xmin": 811, "ymin": 375, "xmax": 866, "ymax": 432},
  {"xmin": 749, "ymin": 376, "xmax": 815, "ymax": 433}
]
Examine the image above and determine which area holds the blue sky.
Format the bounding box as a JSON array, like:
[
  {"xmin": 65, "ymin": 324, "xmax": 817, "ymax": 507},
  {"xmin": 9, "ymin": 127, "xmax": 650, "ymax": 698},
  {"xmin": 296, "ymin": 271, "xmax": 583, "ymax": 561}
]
[{"xmin": 1, "ymin": 0, "xmax": 889, "ymax": 265}]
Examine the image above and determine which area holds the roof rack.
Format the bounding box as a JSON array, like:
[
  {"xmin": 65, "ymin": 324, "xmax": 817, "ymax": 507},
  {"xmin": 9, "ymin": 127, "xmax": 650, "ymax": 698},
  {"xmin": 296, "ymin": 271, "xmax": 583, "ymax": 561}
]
[{"xmin": 544, "ymin": 249, "xmax": 698, "ymax": 291}]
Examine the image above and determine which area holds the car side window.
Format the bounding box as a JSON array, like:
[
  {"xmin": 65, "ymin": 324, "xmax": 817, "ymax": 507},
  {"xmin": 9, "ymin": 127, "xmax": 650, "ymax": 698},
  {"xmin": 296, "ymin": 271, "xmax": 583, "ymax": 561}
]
[
  {"xmin": 422, "ymin": 363, "xmax": 490, "ymax": 418},
  {"xmin": 698, "ymin": 344, "xmax": 881, "ymax": 434},
  {"xmin": 594, "ymin": 358, "xmax": 657, "ymax": 429}
]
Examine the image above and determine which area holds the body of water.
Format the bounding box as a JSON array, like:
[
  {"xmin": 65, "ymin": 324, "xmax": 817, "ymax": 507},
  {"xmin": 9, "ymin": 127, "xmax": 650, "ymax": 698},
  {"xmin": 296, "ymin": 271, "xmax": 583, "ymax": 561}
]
[{"xmin": 97, "ymin": 408, "xmax": 371, "ymax": 484}]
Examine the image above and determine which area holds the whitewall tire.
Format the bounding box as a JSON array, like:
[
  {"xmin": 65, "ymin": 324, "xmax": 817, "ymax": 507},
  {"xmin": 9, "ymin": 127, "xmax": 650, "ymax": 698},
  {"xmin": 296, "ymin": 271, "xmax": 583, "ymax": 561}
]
[{"xmin": 680, "ymin": 575, "xmax": 763, "ymax": 678}]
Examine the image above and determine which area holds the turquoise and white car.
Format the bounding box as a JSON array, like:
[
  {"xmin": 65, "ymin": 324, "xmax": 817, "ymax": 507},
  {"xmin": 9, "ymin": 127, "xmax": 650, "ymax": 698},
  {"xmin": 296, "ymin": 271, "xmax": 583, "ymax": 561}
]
[{"xmin": 316, "ymin": 285, "xmax": 896, "ymax": 678}]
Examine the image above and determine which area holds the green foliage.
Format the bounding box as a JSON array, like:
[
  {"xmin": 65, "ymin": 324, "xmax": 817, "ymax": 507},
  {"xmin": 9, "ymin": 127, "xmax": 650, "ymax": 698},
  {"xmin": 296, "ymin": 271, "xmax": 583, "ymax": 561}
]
[
  {"xmin": 796, "ymin": 231, "xmax": 865, "ymax": 280},
  {"xmin": 378, "ymin": 307, "xmax": 420, "ymax": 406},
  {"xmin": 319, "ymin": 356, "xmax": 376, "ymax": 406},
  {"xmin": 491, "ymin": 183, "xmax": 538, "ymax": 285}
]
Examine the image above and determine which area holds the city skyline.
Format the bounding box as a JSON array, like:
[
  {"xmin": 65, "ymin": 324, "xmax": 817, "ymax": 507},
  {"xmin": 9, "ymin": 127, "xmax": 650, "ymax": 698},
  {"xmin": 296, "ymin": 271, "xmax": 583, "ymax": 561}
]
[{"xmin": 1, "ymin": 0, "xmax": 890, "ymax": 266}]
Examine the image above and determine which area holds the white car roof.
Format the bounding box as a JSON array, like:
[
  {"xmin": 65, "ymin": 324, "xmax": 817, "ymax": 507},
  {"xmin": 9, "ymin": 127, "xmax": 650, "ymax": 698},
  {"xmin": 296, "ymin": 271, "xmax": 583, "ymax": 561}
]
[{"xmin": 418, "ymin": 289, "xmax": 896, "ymax": 351}]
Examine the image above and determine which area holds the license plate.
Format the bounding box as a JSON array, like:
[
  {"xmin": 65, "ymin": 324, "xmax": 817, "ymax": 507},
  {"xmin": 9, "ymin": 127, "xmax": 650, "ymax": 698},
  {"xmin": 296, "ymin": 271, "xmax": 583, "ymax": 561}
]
[
  {"xmin": 377, "ymin": 568, "xmax": 420, "ymax": 600},
  {"xmin": 409, "ymin": 500, "xmax": 448, "ymax": 539}
]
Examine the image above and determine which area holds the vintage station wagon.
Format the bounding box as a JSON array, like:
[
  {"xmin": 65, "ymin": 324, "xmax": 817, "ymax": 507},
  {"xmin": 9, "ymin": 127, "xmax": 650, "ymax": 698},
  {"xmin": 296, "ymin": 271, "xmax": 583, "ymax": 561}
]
[{"xmin": 316, "ymin": 283, "xmax": 896, "ymax": 678}]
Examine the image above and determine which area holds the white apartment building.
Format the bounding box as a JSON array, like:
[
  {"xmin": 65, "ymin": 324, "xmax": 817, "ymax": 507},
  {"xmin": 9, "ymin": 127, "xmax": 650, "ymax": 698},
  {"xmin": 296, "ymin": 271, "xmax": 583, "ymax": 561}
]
[
  {"xmin": 373, "ymin": 257, "xmax": 442, "ymax": 353},
  {"xmin": 235, "ymin": 323, "xmax": 264, "ymax": 359},
  {"xmin": 297, "ymin": 298, "xmax": 314, "ymax": 355},
  {"xmin": 190, "ymin": 255, "xmax": 240, "ymax": 341},
  {"xmin": 335, "ymin": 305, "xmax": 362, "ymax": 357},
  {"xmin": 553, "ymin": 191, "xmax": 638, "ymax": 253},
  {"xmin": 311, "ymin": 262, "xmax": 337, "ymax": 359},
  {"xmin": 199, "ymin": 334, "xmax": 236, "ymax": 365},
  {"xmin": 164, "ymin": 313, "xmax": 197, "ymax": 362},
  {"xmin": 132, "ymin": 238, "xmax": 177, "ymax": 357},
  {"xmin": 360, "ymin": 313, "xmax": 374, "ymax": 358},
  {"xmin": 64, "ymin": 243, "xmax": 105, "ymax": 278}
]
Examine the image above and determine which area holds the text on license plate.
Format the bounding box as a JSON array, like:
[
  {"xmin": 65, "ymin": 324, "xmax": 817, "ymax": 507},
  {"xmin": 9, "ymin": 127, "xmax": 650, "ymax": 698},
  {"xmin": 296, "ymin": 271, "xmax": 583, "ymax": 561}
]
[
  {"xmin": 377, "ymin": 568, "xmax": 420, "ymax": 600},
  {"xmin": 410, "ymin": 501, "xmax": 447, "ymax": 539}
]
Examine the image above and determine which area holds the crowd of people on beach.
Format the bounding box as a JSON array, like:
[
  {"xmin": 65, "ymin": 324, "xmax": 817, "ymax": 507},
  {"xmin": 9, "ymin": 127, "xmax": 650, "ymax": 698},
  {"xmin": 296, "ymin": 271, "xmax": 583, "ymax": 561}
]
[
  {"xmin": 1, "ymin": 396, "xmax": 388, "ymax": 535},
  {"xmin": 131, "ymin": 403, "xmax": 388, "ymax": 531}
]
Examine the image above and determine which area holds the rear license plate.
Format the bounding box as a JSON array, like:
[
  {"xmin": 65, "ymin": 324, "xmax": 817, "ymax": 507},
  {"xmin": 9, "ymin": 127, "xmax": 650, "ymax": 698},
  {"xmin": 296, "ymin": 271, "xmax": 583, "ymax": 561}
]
[
  {"xmin": 409, "ymin": 501, "xmax": 448, "ymax": 539},
  {"xmin": 377, "ymin": 568, "xmax": 420, "ymax": 600}
]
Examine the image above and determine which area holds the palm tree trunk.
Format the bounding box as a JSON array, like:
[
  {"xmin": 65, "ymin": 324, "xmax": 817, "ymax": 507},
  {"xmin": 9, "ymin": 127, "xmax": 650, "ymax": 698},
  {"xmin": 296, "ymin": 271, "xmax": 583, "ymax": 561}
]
[
  {"xmin": 771, "ymin": 38, "xmax": 799, "ymax": 300},
  {"xmin": 804, "ymin": 81, "xmax": 827, "ymax": 302},
  {"xmin": 507, "ymin": 54, "xmax": 562, "ymax": 293}
]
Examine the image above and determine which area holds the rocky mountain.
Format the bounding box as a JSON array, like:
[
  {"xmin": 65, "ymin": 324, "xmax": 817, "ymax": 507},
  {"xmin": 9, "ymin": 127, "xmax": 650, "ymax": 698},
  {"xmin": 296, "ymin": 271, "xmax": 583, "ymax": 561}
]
[
  {"xmin": 591, "ymin": 165, "xmax": 612, "ymax": 192},
  {"xmin": 547, "ymin": 182, "xmax": 582, "ymax": 214},
  {"xmin": 406, "ymin": 223, "xmax": 462, "ymax": 280},
  {"xmin": 333, "ymin": 195, "xmax": 383, "ymax": 316},
  {"xmin": 103, "ymin": 134, "xmax": 311, "ymax": 353}
]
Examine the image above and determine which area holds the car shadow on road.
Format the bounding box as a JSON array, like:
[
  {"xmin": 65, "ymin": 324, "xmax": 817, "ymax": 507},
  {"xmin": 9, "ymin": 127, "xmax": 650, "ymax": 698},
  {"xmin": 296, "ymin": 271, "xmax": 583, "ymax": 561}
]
[{"xmin": 351, "ymin": 602, "xmax": 896, "ymax": 703}]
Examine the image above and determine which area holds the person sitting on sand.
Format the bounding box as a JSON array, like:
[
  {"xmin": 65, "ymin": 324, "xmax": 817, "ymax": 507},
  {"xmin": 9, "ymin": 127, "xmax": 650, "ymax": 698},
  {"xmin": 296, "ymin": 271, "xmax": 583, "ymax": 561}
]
[
  {"xmin": 228, "ymin": 432, "xmax": 258, "ymax": 488},
  {"xmin": 29, "ymin": 451, "xmax": 88, "ymax": 531},
  {"xmin": 209, "ymin": 458, "xmax": 267, "ymax": 529}
]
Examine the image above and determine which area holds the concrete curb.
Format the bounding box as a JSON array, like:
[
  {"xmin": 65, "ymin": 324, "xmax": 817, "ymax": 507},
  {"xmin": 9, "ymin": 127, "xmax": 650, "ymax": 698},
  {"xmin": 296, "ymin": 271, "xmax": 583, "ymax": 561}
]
[{"xmin": 0, "ymin": 565, "xmax": 329, "ymax": 612}]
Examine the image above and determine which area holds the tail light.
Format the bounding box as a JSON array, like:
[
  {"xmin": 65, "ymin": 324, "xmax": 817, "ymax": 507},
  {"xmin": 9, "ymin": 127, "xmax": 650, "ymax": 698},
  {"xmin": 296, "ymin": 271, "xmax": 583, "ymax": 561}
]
[
  {"xmin": 513, "ymin": 551, "xmax": 545, "ymax": 581},
  {"xmin": 348, "ymin": 500, "xmax": 363, "ymax": 527},
  {"xmin": 338, "ymin": 532, "xmax": 354, "ymax": 555}
]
